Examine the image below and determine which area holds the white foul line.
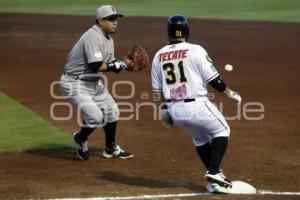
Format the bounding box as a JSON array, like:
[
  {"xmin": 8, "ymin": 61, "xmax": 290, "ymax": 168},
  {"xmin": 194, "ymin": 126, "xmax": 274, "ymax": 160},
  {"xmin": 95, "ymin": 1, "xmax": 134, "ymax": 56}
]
[
  {"xmin": 47, "ymin": 192, "xmax": 210, "ymax": 200},
  {"xmin": 258, "ymin": 190, "xmax": 300, "ymax": 195},
  {"xmin": 46, "ymin": 190, "xmax": 300, "ymax": 200}
]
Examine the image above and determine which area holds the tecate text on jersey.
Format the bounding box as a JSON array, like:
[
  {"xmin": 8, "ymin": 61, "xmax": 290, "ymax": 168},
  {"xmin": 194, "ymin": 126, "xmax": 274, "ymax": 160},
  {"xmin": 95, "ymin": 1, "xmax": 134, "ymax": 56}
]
[{"xmin": 159, "ymin": 49, "xmax": 189, "ymax": 62}]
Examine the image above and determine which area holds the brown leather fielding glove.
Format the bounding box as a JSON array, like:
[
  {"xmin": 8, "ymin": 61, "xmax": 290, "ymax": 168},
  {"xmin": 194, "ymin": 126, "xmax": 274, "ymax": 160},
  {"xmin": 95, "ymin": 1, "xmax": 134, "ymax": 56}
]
[{"xmin": 123, "ymin": 46, "xmax": 149, "ymax": 71}]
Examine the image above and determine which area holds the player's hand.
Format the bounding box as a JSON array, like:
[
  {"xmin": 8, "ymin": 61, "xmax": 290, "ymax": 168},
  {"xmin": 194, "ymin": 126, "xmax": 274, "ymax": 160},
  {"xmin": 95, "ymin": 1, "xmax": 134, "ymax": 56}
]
[
  {"xmin": 160, "ymin": 109, "xmax": 173, "ymax": 128},
  {"xmin": 226, "ymin": 89, "xmax": 242, "ymax": 103}
]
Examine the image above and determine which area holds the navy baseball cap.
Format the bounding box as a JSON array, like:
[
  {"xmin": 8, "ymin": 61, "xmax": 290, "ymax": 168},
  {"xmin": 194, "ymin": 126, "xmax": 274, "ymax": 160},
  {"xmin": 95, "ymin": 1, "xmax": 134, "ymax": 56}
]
[{"xmin": 96, "ymin": 5, "xmax": 123, "ymax": 20}]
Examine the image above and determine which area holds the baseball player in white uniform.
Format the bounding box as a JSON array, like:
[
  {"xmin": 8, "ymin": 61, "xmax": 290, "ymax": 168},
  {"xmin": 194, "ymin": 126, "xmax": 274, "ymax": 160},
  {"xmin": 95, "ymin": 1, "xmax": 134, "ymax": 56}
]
[
  {"xmin": 151, "ymin": 15, "xmax": 242, "ymax": 192},
  {"xmin": 60, "ymin": 5, "xmax": 133, "ymax": 161}
]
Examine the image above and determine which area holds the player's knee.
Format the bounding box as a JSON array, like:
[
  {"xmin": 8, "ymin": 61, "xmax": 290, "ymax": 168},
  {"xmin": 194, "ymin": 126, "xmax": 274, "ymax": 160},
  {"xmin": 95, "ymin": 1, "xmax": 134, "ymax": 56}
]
[
  {"xmin": 192, "ymin": 136, "xmax": 211, "ymax": 147},
  {"xmin": 93, "ymin": 114, "xmax": 104, "ymax": 125},
  {"xmin": 106, "ymin": 104, "xmax": 120, "ymax": 122},
  {"xmin": 85, "ymin": 113, "xmax": 103, "ymax": 127},
  {"xmin": 113, "ymin": 105, "xmax": 120, "ymax": 118},
  {"xmin": 213, "ymin": 128, "xmax": 230, "ymax": 139}
]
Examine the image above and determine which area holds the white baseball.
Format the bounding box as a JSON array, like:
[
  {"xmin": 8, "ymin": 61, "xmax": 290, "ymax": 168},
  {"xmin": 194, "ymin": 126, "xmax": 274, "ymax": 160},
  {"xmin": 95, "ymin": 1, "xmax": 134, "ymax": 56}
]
[{"xmin": 225, "ymin": 64, "xmax": 233, "ymax": 72}]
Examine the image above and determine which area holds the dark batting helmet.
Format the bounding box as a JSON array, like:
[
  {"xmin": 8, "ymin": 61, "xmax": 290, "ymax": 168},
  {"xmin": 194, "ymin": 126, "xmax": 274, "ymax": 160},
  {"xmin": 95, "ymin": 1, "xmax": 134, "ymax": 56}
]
[{"xmin": 167, "ymin": 14, "xmax": 190, "ymax": 40}]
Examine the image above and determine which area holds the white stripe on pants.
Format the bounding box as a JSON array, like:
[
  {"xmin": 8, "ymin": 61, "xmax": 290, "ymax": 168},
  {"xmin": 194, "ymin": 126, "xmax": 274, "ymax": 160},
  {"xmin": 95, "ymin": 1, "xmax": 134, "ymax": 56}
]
[{"xmin": 167, "ymin": 97, "xmax": 230, "ymax": 146}]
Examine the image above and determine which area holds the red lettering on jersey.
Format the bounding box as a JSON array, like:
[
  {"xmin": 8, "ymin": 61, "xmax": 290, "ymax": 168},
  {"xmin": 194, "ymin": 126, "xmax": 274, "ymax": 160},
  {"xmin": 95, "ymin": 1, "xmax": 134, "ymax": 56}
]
[
  {"xmin": 159, "ymin": 49, "xmax": 189, "ymax": 62},
  {"xmin": 159, "ymin": 53, "xmax": 163, "ymax": 62},
  {"xmin": 169, "ymin": 51, "xmax": 174, "ymax": 60},
  {"xmin": 172, "ymin": 51, "xmax": 178, "ymax": 60},
  {"xmin": 178, "ymin": 50, "xmax": 183, "ymax": 59},
  {"xmin": 163, "ymin": 52, "xmax": 168, "ymax": 62},
  {"xmin": 182, "ymin": 49, "xmax": 188, "ymax": 58}
]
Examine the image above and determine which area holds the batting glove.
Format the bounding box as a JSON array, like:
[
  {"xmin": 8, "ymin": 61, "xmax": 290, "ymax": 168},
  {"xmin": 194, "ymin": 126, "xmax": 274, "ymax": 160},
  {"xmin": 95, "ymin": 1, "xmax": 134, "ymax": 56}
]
[{"xmin": 226, "ymin": 89, "xmax": 242, "ymax": 104}]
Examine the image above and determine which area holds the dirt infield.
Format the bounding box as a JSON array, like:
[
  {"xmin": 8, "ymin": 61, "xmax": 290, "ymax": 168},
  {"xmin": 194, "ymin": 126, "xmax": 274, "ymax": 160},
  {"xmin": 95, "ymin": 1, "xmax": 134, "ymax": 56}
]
[{"xmin": 0, "ymin": 13, "xmax": 299, "ymax": 199}]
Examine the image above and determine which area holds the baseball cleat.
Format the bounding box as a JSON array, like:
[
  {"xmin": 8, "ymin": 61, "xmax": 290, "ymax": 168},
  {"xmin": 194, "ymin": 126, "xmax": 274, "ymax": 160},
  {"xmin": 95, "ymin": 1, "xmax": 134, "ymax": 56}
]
[
  {"xmin": 102, "ymin": 144, "xmax": 134, "ymax": 159},
  {"xmin": 205, "ymin": 171, "xmax": 232, "ymax": 188},
  {"xmin": 73, "ymin": 132, "xmax": 90, "ymax": 160}
]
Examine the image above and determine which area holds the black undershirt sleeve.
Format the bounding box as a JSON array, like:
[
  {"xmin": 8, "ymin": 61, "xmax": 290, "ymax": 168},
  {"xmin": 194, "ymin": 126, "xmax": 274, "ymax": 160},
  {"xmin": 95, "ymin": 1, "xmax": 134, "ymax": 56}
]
[
  {"xmin": 208, "ymin": 75, "xmax": 227, "ymax": 92},
  {"xmin": 88, "ymin": 61, "xmax": 103, "ymax": 72}
]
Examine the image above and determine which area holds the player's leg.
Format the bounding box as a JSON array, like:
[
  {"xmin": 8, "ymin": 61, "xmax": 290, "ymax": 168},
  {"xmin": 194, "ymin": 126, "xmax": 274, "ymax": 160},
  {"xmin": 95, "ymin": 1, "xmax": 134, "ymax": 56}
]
[
  {"xmin": 177, "ymin": 119, "xmax": 231, "ymax": 188},
  {"xmin": 61, "ymin": 77, "xmax": 103, "ymax": 160},
  {"xmin": 171, "ymin": 98, "xmax": 231, "ymax": 187},
  {"xmin": 72, "ymin": 94, "xmax": 104, "ymax": 160},
  {"xmin": 61, "ymin": 76, "xmax": 104, "ymax": 128},
  {"xmin": 93, "ymin": 87, "xmax": 133, "ymax": 159},
  {"xmin": 103, "ymin": 121, "xmax": 116, "ymax": 150},
  {"xmin": 208, "ymin": 136, "xmax": 228, "ymax": 174},
  {"xmin": 201, "ymin": 100, "xmax": 231, "ymax": 188},
  {"xmin": 75, "ymin": 121, "xmax": 95, "ymax": 142},
  {"xmin": 205, "ymin": 136, "xmax": 231, "ymax": 187},
  {"xmin": 194, "ymin": 132, "xmax": 229, "ymax": 176},
  {"xmin": 168, "ymin": 100, "xmax": 208, "ymax": 165},
  {"xmin": 102, "ymin": 121, "xmax": 133, "ymax": 159},
  {"xmin": 102, "ymin": 120, "xmax": 133, "ymax": 159},
  {"xmin": 194, "ymin": 140, "xmax": 211, "ymax": 169},
  {"xmin": 93, "ymin": 88, "xmax": 118, "ymax": 150},
  {"xmin": 169, "ymin": 101, "xmax": 212, "ymax": 169},
  {"xmin": 193, "ymin": 134, "xmax": 232, "ymax": 191}
]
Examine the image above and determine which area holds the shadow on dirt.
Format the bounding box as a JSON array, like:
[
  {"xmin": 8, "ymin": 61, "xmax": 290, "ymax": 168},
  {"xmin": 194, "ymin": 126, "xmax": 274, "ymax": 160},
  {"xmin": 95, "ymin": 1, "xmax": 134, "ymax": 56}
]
[
  {"xmin": 25, "ymin": 147, "xmax": 102, "ymax": 161},
  {"xmin": 25, "ymin": 147, "xmax": 75, "ymax": 160},
  {"xmin": 99, "ymin": 171, "xmax": 206, "ymax": 192}
]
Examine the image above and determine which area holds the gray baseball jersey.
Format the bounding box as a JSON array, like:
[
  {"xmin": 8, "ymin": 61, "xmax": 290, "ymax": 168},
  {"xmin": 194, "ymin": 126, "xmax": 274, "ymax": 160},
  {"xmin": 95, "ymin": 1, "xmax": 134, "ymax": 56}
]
[
  {"xmin": 64, "ymin": 25, "xmax": 115, "ymax": 78},
  {"xmin": 61, "ymin": 24, "xmax": 119, "ymax": 127}
]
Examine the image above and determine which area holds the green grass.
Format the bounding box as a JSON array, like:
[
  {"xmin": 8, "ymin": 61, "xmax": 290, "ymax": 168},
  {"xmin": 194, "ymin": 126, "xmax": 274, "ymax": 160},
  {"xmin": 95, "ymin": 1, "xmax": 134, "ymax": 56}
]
[
  {"xmin": 0, "ymin": 92, "xmax": 71, "ymax": 153},
  {"xmin": 0, "ymin": 0, "xmax": 299, "ymax": 23}
]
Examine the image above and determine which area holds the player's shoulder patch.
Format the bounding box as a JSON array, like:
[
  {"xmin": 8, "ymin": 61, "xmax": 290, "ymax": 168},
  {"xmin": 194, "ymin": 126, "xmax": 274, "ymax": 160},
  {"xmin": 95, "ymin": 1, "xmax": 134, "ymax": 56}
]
[{"xmin": 94, "ymin": 47, "xmax": 102, "ymax": 59}]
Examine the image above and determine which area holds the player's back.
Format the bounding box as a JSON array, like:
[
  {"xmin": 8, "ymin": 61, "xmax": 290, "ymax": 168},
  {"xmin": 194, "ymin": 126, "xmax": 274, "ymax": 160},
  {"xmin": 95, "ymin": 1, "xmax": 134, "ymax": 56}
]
[{"xmin": 152, "ymin": 42, "xmax": 217, "ymax": 100}]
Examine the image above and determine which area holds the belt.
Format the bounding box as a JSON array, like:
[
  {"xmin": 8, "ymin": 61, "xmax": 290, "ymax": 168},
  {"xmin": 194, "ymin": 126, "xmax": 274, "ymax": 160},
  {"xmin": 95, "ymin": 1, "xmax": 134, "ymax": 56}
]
[
  {"xmin": 165, "ymin": 98, "xmax": 195, "ymax": 103},
  {"xmin": 63, "ymin": 71, "xmax": 99, "ymax": 82}
]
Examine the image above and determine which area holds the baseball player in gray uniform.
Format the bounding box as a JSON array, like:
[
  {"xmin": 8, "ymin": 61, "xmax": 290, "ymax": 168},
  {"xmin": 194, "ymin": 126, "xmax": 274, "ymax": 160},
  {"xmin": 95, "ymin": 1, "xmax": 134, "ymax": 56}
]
[
  {"xmin": 151, "ymin": 15, "xmax": 242, "ymax": 192},
  {"xmin": 60, "ymin": 5, "xmax": 133, "ymax": 160}
]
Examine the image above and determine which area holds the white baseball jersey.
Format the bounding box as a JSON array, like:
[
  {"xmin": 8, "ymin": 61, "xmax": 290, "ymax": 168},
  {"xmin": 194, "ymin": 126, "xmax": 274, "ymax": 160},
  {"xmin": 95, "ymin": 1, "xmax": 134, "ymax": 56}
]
[
  {"xmin": 151, "ymin": 42, "xmax": 230, "ymax": 147},
  {"xmin": 151, "ymin": 42, "xmax": 219, "ymax": 100}
]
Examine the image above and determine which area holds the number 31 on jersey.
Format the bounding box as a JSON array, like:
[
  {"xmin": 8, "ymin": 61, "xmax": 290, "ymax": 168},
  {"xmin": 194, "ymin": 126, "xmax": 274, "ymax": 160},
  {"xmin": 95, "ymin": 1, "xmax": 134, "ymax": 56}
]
[{"xmin": 163, "ymin": 61, "xmax": 187, "ymax": 85}]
